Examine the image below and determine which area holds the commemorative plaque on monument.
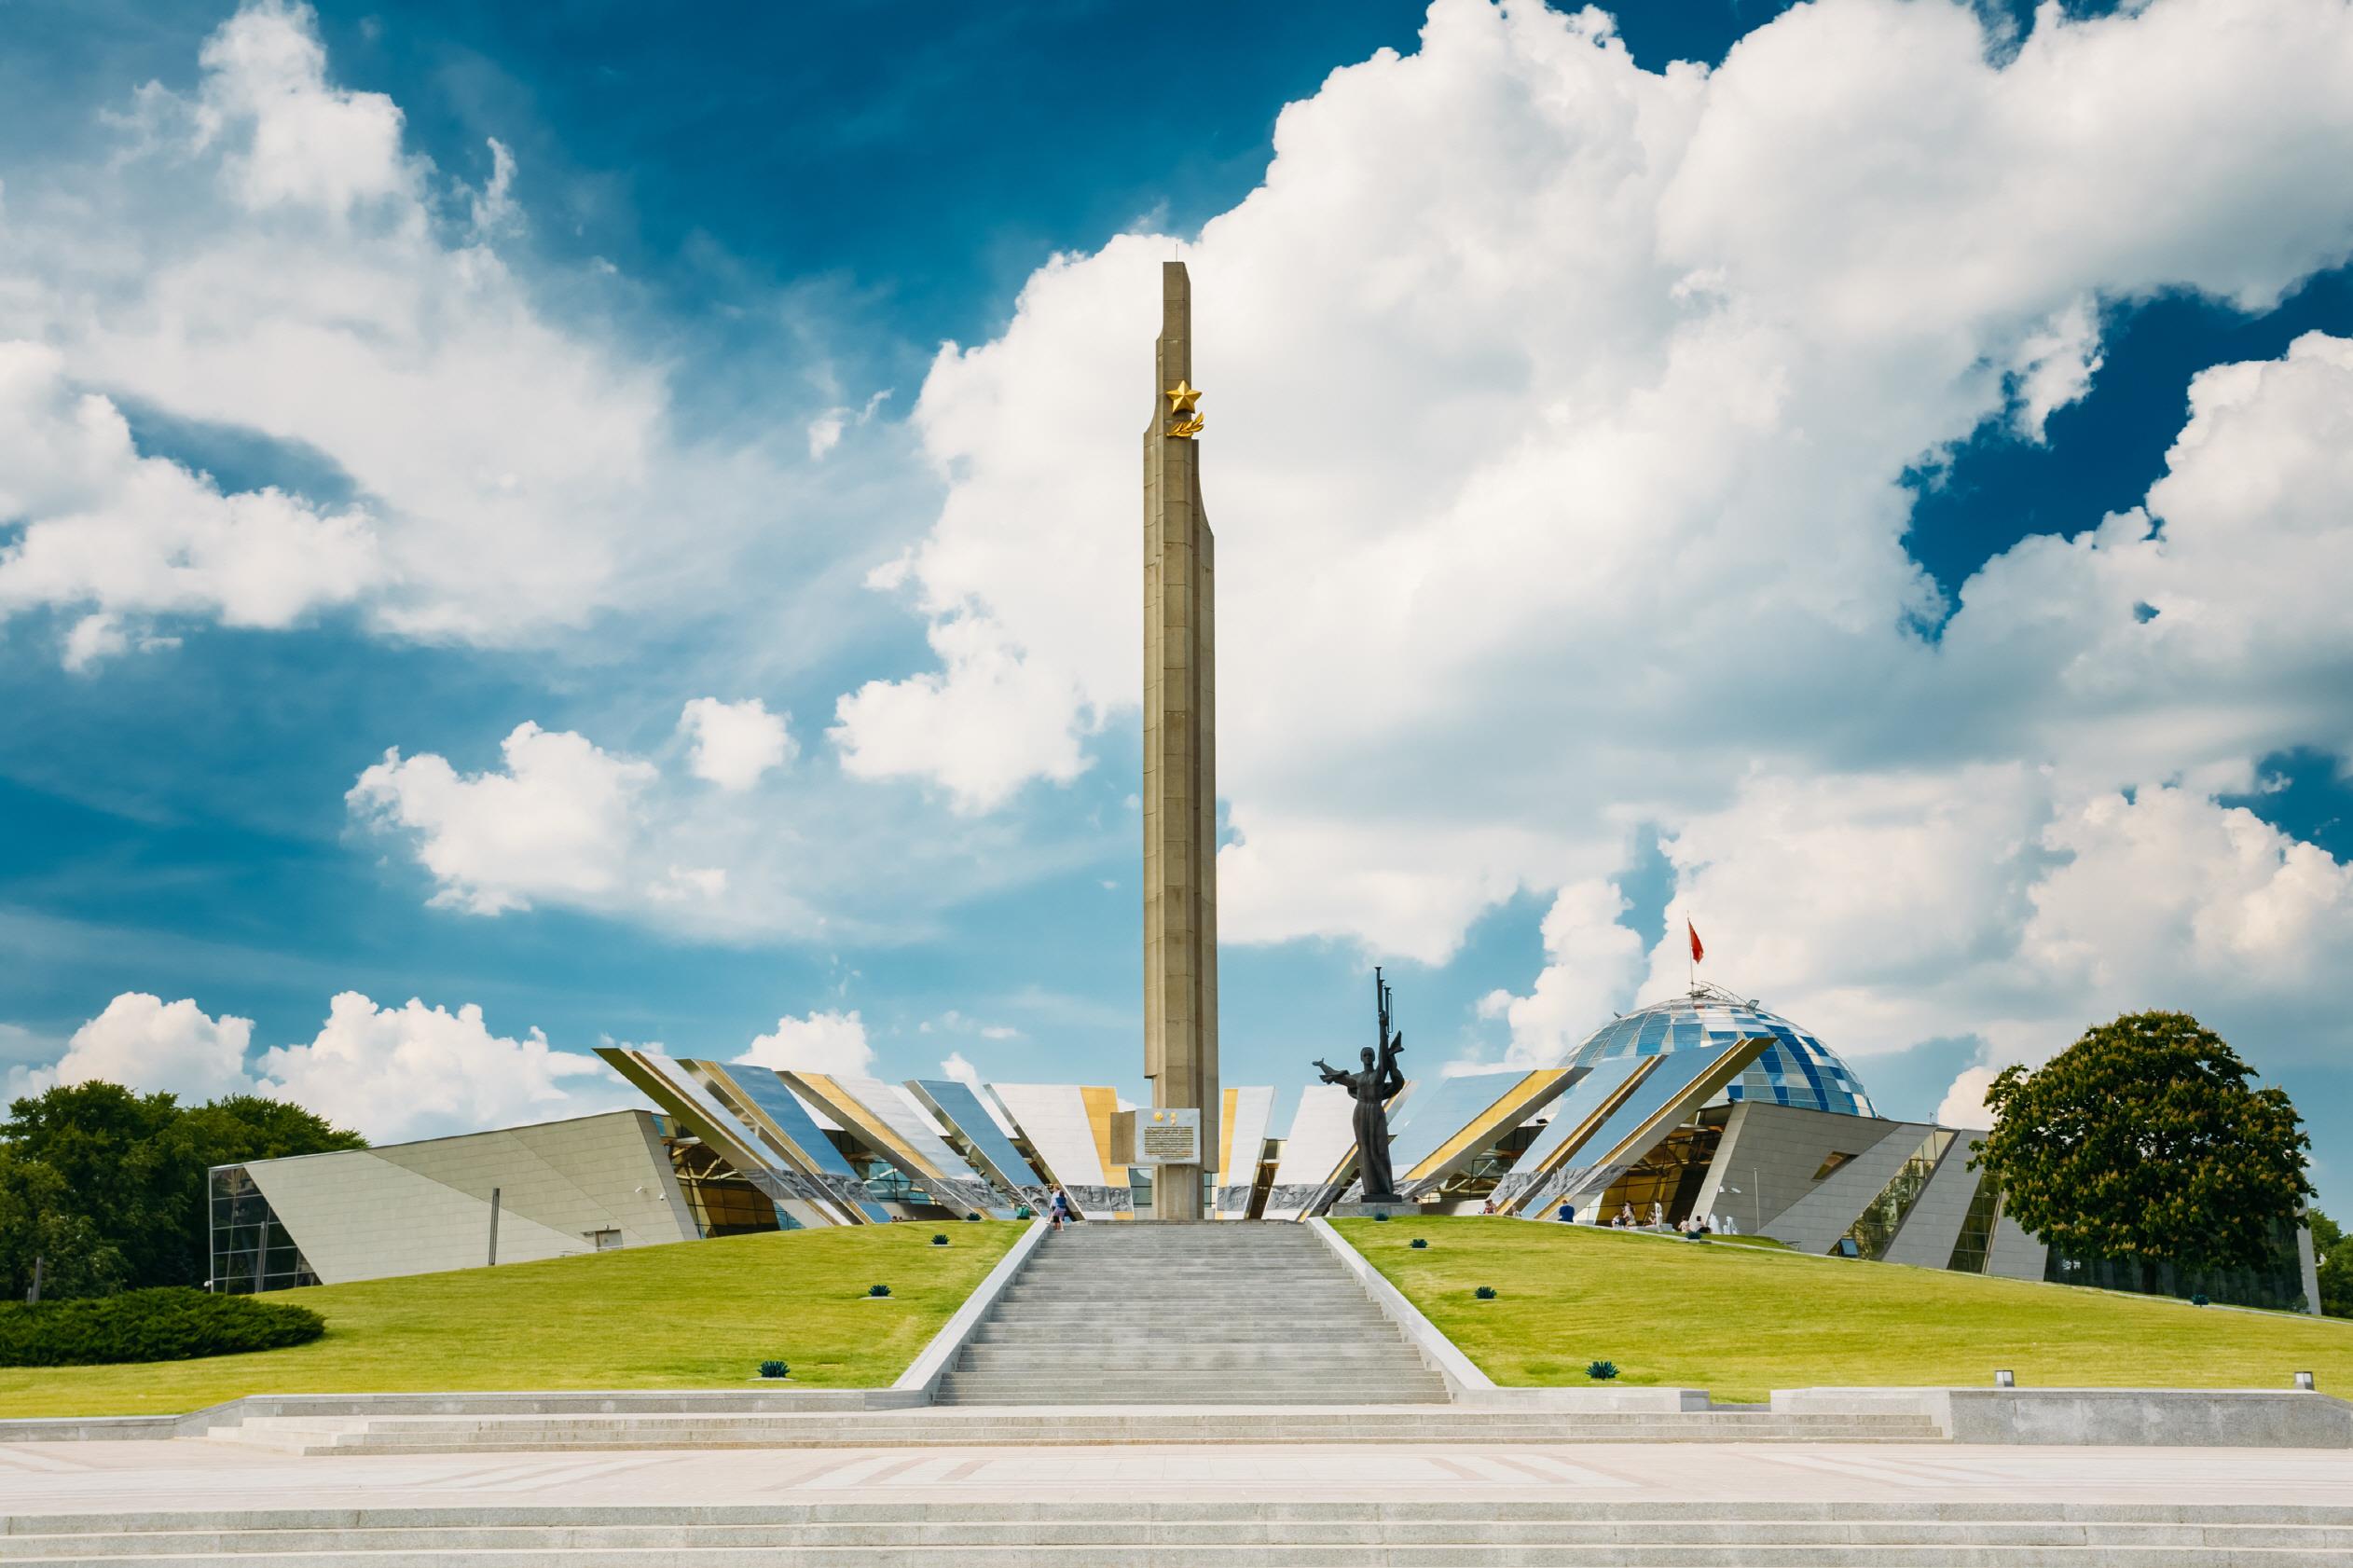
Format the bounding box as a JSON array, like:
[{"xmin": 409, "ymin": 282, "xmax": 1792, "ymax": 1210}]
[{"xmin": 1111, "ymin": 1107, "xmax": 1202, "ymax": 1170}]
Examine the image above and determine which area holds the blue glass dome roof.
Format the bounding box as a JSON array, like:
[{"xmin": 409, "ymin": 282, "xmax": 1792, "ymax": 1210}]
[{"xmin": 1562, "ymin": 984, "xmax": 1878, "ymax": 1118}]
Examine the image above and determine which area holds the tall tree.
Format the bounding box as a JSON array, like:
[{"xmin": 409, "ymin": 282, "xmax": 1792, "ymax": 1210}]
[
  {"xmin": 1, "ymin": 1083, "xmax": 365, "ymax": 1299},
  {"xmin": 0, "ymin": 1148, "xmax": 128, "ymax": 1301},
  {"xmin": 1971, "ymin": 1011, "xmax": 2313, "ymax": 1296}
]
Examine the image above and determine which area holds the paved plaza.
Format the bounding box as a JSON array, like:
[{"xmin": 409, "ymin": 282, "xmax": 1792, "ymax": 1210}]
[{"xmin": 6, "ymin": 1435, "xmax": 2351, "ymax": 1514}]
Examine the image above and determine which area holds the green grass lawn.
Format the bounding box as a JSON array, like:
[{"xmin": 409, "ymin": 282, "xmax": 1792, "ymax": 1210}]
[
  {"xmin": 1335, "ymin": 1217, "xmax": 2350, "ymax": 1404},
  {"xmin": 0, "ymin": 1222, "xmax": 1023, "ymax": 1420}
]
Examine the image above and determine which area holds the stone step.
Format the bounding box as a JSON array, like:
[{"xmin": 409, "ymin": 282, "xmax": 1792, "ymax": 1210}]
[
  {"xmin": 234, "ymin": 1421, "xmax": 1975, "ymax": 1452},
  {"xmin": 953, "ymin": 1350, "xmax": 1418, "ymax": 1369},
  {"xmin": 992, "ymin": 1300, "xmax": 1363, "ymax": 1312},
  {"xmin": 937, "ymin": 1217, "xmax": 1438, "ymax": 1408},
  {"xmin": 959, "ymin": 1327, "xmax": 1383, "ymax": 1337},
  {"xmin": 4, "ymin": 1506, "xmax": 2346, "ymax": 1565},
  {"xmin": 9, "ymin": 1520, "xmax": 2353, "ymax": 1553},
  {"xmin": 998, "ymin": 1267, "xmax": 1365, "ymax": 1281},
  {"xmin": 0, "ymin": 1534, "xmax": 2324, "ymax": 1553},
  {"xmin": 210, "ymin": 1408, "xmax": 1952, "ymax": 1457}
]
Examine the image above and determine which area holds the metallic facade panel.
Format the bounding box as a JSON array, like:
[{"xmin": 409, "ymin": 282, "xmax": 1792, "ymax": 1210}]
[
  {"xmin": 1490, "ymin": 1055, "xmax": 1653, "ymax": 1210},
  {"xmin": 1505, "ymin": 1038, "xmax": 1770, "ymax": 1217},
  {"xmin": 1547, "ymin": 1038, "xmax": 1773, "ymax": 1213},
  {"xmin": 1262, "ymin": 1083, "xmax": 1357, "ymax": 1221},
  {"xmin": 786, "ymin": 1072, "xmax": 943, "ymax": 1176},
  {"xmin": 1392, "ymin": 1068, "xmax": 1572, "ymax": 1194},
  {"xmin": 690, "ymin": 1064, "xmax": 862, "ymax": 1177},
  {"xmin": 689, "ymin": 1062, "xmax": 891, "ymax": 1224},
  {"xmin": 989, "ymin": 1082, "xmax": 1133, "ymax": 1218},
  {"xmin": 597, "ymin": 1049, "xmax": 836, "ymax": 1225},
  {"xmin": 1214, "ymin": 1084, "xmax": 1275, "ymax": 1218},
  {"xmin": 780, "ymin": 1072, "xmax": 1001, "ymax": 1217},
  {"xmin": 908, "ymin": 1078, "xmax": 1049, "ymax": 1206}
]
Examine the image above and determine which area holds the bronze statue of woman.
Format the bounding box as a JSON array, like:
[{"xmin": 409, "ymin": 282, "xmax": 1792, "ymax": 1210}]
[{"xmin": 1314, "ymin": 968, "xmax": 1408, "ymax": 1203}]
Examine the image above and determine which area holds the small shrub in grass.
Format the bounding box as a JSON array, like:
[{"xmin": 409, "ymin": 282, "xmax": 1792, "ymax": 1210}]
[
  {"xmin": 0, "ymin": 1288, "xmax": 324, "ymax": 1368},
  {"xmin": 930, "ymin": 1233, "xmax": 950, "ymax": 1245},
  {"xmin": 757, "ymin": 1360, "xmax": 790, "ymax": 1380},
  {"xmin": 2190, "ymin": 1293, "xmax": 2211, "ymax": 1307},
  {"xmin": 1475, "ymin": 1286, "xmax": 1498, "ymax": 1300},
  {"xmin": 964, "ymin": 1213, "xmax": 982, "ymax": 1221},
  {"xmin": 1587, "ymin": 1360, "xmax": 1620, "ymax": 1381},
  {"xmin": 868, "ymin": 1284, "xmax": 892, "ymax": 1299},
  {"xmin": 1373, "ymin": 1211, "xmax": 1390, "ymax": 1221},
  {"xmin": 1410, "ymin": 1238, "xmax": 1429, "ymax": 1249}
]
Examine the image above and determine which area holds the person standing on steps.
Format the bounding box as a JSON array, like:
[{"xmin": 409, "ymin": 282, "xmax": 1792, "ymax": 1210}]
[{"xmin": 1049, "ymin": 1186, "xmax": 1074, "ymax": 1231}]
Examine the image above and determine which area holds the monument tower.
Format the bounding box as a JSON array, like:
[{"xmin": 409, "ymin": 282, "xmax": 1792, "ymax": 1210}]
[{"xmin": 1142, "ymin": 260, "xmax": 1218, "ymax": 1221}]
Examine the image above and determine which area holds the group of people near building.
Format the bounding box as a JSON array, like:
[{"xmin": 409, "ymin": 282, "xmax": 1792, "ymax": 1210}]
[{"xmin": 1538, "ymin": 1197, "xmax": 1739, "ymax": 1236}]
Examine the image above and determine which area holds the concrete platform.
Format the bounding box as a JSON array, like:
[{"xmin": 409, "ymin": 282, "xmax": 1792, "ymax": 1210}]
[
  {"xmin": 8, "ymin": 1437, "xmax": 2352, "ymax": 1563},
  {"xmin": 5, "ymin": 1433, "xmax": 2350, "ymax": 1510}
]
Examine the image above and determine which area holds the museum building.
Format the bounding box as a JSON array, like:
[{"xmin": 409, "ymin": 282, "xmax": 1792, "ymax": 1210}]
[{"xmin": 211, "ymin": 981, "xmax": 2322, "ymax": 1314}]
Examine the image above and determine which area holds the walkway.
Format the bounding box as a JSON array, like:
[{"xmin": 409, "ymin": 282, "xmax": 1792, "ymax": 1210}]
[{"xmin": 5, "ymin": 1435, "xmax": 2349, "ymax": 1512}]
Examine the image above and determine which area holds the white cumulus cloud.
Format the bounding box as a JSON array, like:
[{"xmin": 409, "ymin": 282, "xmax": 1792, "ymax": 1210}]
[
  {"xmin": 0, "ymin": 0, "xmax": 842, "ymax": 662},
  {"xmin": 348, "ymin": 722, "xmax": 655, "ymax": 915},
  {"xmin": 679, "ymin": 696, "xmax": 794, "ymax": 791},
  {"xmin": 255, "ymin": 991, "xmax": 617, "ymax": 1143},
  {"xmin": 15, "ymin": 994, "xmax": 257, "ymax": 1103},
  {"xmin": 821, "ymin": 0, "xmax": 2353, "ymax": 1135},
  {"xmin": 0, "ymin": 341, "xmax": 382, "ymax": 663},
  {"xmin": 736, "ymin": 1009, "xmax": 875, "ymax": 1076}
]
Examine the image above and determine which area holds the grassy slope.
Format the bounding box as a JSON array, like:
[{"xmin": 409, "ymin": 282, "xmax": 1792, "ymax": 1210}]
[
  {"xmin": 1335, "ymin": 1216, "xmax": 2350, "ymax": 1404},
  {"xmin": 0, "ymin": 1223, "xmax": 1022, "ymax": 1419}
]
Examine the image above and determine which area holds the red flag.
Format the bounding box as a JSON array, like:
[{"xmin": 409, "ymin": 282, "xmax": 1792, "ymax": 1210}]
[{"xmin": 1687, "ymin": 919, "xmax": 1704, "ymax": 965}]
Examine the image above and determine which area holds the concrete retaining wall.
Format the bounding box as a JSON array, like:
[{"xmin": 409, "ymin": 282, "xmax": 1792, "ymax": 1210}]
[
  {"xmin": 0, "ymin": 1386, "xmax": 933, "ymax": 1443},
  {"xmin": 893, "ymin": 1216, "xmax": 1049, "ymax": 1399},
  {"xmin": 1773, "ymin": 1386, "xmax": 2352, "ymax": 1447}
]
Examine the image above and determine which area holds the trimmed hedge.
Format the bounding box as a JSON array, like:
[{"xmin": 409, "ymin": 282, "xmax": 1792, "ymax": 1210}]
[{"xmin": 0, "ymin": 1288, "xmax": 325, "ymax": 1368}]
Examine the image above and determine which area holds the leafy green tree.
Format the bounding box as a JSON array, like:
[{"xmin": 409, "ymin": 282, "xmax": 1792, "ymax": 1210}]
[
  {"xmin": 0, "ymin": 1083, "xmax": 364, "ymax": 1299},
  {"xmin": 2309, "ymin": 1209, "xmax": 2352, "ymax": 1319},
  {"xmin": 0, "ymin": 1148, "xmax": 127, "ymax": 1301},
  {"xmin": 1971, "ymin": 1011, "xmax": 2314, "ymax": 1295},
  {"xmin": 1, "ymin": 1083, "xmax": 183, "ymax": 1296}
]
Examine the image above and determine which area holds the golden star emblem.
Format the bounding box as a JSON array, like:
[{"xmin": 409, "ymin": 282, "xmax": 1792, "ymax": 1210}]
[{"xmin": 1164, "ymin": 379, "xmax": 1202, "ymax": 414}]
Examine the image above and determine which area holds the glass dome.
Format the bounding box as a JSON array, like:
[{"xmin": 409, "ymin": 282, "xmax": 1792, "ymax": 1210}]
[{"xmin": 1561, "ymin": 983, "xmax": 1878, "ymax": 1118}]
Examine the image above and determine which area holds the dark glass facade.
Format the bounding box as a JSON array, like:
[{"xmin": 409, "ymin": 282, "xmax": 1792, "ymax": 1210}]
[
  {"xmin": 207, "ymin": 1165, "xmax": 321, "ymax": 1294},
  {"xmin": 1839, "ymin": 1130, "xmax": 1955, "ymax": 1260},
  {"xmin": 2043, "ymin": 1225, "xmax": 2312, "ymax": 1314},
  {"xmin": 1947, "ymin": 1176, "xmax": 2002, "ymax": 1272}
]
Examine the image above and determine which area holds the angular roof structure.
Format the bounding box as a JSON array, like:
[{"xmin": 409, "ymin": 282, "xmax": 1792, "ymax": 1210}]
[{"xmin": 1562, "ymin": 983, "xmax": 1878, "ymax": 1119}]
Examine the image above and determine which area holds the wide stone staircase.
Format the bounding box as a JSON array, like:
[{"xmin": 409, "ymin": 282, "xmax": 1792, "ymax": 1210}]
[
  {"xmin": 934, "ymin": 1220, "xmax": 1446, "ymax": 1406},
  {"xmin": 186, "ymin": 1222, "xmax": 1953, "ymax": 1451},
  {"xmin": 5, "ymin": 1502, "xmax": 2348, "ymax": 1565}
]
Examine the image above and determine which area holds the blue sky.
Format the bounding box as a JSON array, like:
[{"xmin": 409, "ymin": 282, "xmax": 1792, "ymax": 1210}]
[{"xmin": 4, "ymin": 0, "xmax": 2351, "ymax": 1204}]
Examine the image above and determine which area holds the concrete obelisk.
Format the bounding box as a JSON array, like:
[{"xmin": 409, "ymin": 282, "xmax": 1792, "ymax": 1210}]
[{"xmin": 1142, "ymin": 260, "xmax": 1218, "ymax": 1222}]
